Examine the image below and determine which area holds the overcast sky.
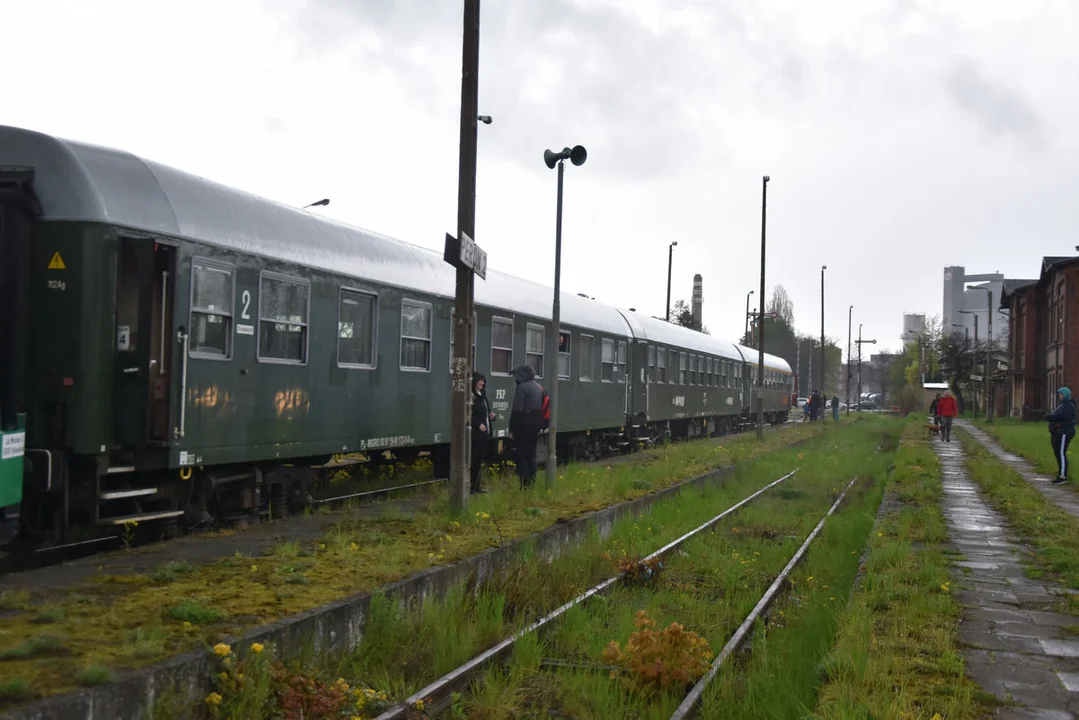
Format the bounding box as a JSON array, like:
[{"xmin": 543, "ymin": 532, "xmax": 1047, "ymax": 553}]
[{"xmin": 5, "ymin": 0, "xmax": 1077, "ymax": 355}]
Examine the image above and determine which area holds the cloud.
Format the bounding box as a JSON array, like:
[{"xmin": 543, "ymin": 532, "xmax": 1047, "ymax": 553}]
[
  {"xmin": 276, "ymin": 0, "xmax": 809, "ymax": 179},
  {"xmin": 945, "ymin": 58, "xmax": 1046, "ymax": 150}
]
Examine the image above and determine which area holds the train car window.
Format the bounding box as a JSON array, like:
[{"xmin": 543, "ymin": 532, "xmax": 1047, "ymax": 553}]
[
  {"xmin": 258, "ymin": 273, "xmax": 309, "ymax": 364},
  {"xmin": 656, "ymin": 348, "xmax": 666, "ymax": 383},
  {"xmin": 400, "ymin": 300, "xmax": 433, "ymax": 371},
  {"xmin": 579, "ymin": 334, "xmax": 594, "ymax": 381},
  {"xmin": 616, "ymin": 341, "xmax": 627, "ymax": 383},
  {"xmin": 190, "ymin": 260, "xmax": 234, "ymax": 359},
  {"xmin": 708, "ymin": 357, "xmax": 715, "ymax": 386},
  {"xmin": 679, "ymin": 353, "xmax": 686, "ymax": 385},
  {"xmin": 338, "ymin": 289, "xmax": 377, "ymax": 368},
  {"xmin": 558, "ymin": 332, "xmax": 571, "ymax": 379},
  {"xmin": 721, "ymin": 361, "xmax": 728, "ymax": 388},
  {"xmin": 526, "ymin": 323, "xmax": 544, "ymax": 377},
  {"xmin": 601, "ymin": 338, "xmax": 615, "ymax": 382},
  {"xmin": 491, "ymin": 317, "xmax": 513, "ymax": 375},
  {"xmin": 449, "ymin": 309, "xmax": 477, "ymax": 372},
  {"xmin": 647, "ymin": 345, "xmax": 656, "ymax": 383},
  {"xmin": 689, "ymin": 354, "xmax": 697, "ymax": 385}
]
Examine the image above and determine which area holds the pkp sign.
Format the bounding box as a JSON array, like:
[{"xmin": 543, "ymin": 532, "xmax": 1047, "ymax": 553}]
[{"xmin": 443, "ymin": 231, "xmax": 487, "ymax": 280}]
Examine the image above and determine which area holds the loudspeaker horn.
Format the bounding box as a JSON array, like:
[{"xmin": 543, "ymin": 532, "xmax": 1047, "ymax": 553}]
[
  {"xmin": 543, "ymin": 148, "xmax": 563, "ymax": 169},
  {"xmin": 569, "ymin": 144, "xmax": 587, "ymax": 166}
]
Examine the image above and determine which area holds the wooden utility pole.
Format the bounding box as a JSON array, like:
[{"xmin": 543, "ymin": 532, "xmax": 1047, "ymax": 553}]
[{"xmin": 448, "ymin": 0, "xmax": 482, "ymax": 513}]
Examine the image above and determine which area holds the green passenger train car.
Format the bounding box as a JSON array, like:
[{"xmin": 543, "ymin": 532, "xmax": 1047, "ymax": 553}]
[{"xmin": 0, "ymin": 125, "xmax": 791, "ymax": 549}]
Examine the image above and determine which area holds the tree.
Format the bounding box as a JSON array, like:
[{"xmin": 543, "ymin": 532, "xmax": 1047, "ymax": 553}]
[
  {"xmin": 671, "ymin": 300, "xmax": 709, "ymax": 334},
  {"xmin": 938, "ymin": 330, "xmax": 987, "ymax": 415},
  {"xmin": 767, "ymin": 285, "xmax": 795, "ymax": 327}
]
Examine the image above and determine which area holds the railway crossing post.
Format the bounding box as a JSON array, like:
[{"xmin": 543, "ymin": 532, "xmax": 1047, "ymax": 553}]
[
  {"xmin": 542, "ymin": 144, "xmax": 587, "ymax": 489},
  {"xmin": 446, "ymin": 0, "xmax": 483, "ymax": 514}
]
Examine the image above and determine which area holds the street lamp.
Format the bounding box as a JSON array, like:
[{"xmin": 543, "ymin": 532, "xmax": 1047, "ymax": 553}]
[
  {"xmin": 846, "ymin": 305, "xmax": 852, "ymax": 415},
  {"xmin": 855, "ymin": 323, "xmax": 877, "ymax": 410},
  {"xmin": 756, "ymin": 175, "xmax": 770, "ymax": 440},
  {"xmin": 744, "ymin": 290, "xmax": 754, "ymax": 342},
  {"xmin": 543, "ymin": 144, "xmax": 588, "ymax": 488},
  {"xmin": 820, "ymin": 265, "xmax": 826, "ymax": 397},
  {"xmin": 477, "ymin": 115, "xmax": 492, "ymax": 124},
  {"xmin": 302, "ymin": 198, "xmax": 330, "ymax": 209},
  {"xmin": 666, "ymin": 241, "xmax": 678, "ymax": 322},
  {"xmin": 968, "ymin": 286, "xmax": 993, "ymax": 422}
]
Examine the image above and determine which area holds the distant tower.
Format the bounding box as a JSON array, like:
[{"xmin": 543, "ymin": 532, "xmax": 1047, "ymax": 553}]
[{"xmin": 691, "ymin": 274, "xmax": 703, "ymax": 331}]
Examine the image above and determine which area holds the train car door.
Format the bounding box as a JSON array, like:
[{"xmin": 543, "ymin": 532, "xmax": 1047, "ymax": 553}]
[
  {"xmin": 114, "ymin": 238, "xmax": 175, "ymax": 447},
  {"xmin": 634, "ymin": 341, "xmax": 649, "ymax": 418}
]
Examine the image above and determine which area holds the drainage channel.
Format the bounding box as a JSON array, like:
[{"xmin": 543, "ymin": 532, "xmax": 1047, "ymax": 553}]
[{"xmin": 373, "ymin": 467, "xmax": 803, "ymax": 720}]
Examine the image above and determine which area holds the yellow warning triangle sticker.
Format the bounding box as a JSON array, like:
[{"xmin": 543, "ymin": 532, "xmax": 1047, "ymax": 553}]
[{"xmin": 47, "ymin": 252, "xmax": 66, "ymax": 270}]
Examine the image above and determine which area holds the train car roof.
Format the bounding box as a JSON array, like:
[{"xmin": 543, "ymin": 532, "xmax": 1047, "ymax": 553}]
[
  {"xmin": 0, "ymin": 125, "xmax": 633, "ymax": 339},
  {"xmin": 615, "ymin": 310, "xmax": 744, "ymax": 361},
  {"xmin": 732, "ymin": 344, "xmax": 793, "ymax": 373}
]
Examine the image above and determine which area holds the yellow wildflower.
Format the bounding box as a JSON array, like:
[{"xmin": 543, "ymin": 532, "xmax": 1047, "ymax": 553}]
[
  {"xmin": 183, "ymin": 621, "xmax": 193, "ymax": 630},
  {"xmin": 205, "ymin": 692, "xmax": 223, "ymax": 706},
  {"xmin": 213, "ymin": 643, "xmax": 232, "ymax": 657},
  {"xmin": 218, "ymin": 672, "xmax": 229, "ymax": 682},
  {"xmin": 350, "ymin": 542, "xmax": 359, "ymax": 551},
  {"xmin": 250, "ymin": 564, "xmax": 258, "ymax": 571},
  {"xmin": 250, "ymin": 642, "xmax": 264, "ymax": 653}
]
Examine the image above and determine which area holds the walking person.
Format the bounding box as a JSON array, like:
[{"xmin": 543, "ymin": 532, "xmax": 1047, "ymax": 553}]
[
  {"xmin": 809, "ymin": 390, "xmax": 822, "ymax": 422},
  {"xmin": 469, "ymin": 372, "xmax": 495, "ymax": 494},
  {"xmin": 831, "ymin": 393, "xmax": 840, "ymax": 423},
  {"xmin": 929, "ymin": 393, "xmax": 941, "ymax": 427},
  {"xmin": 1046, "ymin": 387, "xmax": 1076, "ymax": 485},
  {"xmin": 937, "ymin": 390, "xmax": 958, "ymax": 442},
  {"xmin": 508, "ymin": 365, "xmax": 545, "ymax": 489}
]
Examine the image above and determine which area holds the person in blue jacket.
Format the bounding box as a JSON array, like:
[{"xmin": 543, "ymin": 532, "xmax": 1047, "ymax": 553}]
[{"xmin": 1046, "ymin": 387, "xmax": 1076, "ymax": 484}]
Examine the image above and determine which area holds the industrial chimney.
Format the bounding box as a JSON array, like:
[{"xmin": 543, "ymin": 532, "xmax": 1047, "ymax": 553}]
[{"xmin": 691, "ymin": 274, "xmax": 703, "ymax": 331}]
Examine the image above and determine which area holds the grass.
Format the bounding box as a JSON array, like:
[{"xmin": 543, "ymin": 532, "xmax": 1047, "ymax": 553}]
[
  {"xmin": 974, "ymin": 416, "xmax": 1074, "ymax": 481},
  {"xmin": 812, "ymin": 422, "xmax": 984, "ymax": 720},
  {"xmin": 173, "ymin": 417, "xmax": 899, "ymax": 719},
  {"xmin": 0, "ymin": 422, "xmax": 827, "ymax": 708},
  {"xmin": 958, "ymin": 428, "xmax": 1079, "ymax": 611}
]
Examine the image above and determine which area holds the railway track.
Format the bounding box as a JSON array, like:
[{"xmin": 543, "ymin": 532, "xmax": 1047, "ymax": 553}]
[
  {"xmin": 0, "ymin": 421, "xmax": 798, "ymax": 577},
  {"xmin": 370, "ymin": 464, "xmax": 860, "ymax": 720}
]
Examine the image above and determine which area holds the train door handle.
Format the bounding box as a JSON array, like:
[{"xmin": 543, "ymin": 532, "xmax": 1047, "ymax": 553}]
[{"xmin": 123, "ymin": 367, "xmax": 139, "ymax": 374}]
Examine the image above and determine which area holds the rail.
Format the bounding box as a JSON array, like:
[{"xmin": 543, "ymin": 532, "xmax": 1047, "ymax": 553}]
[
  {"xmin": 372, "ymin": 467, "xmax": 802, "ymax": 720},
  {"xmin": 669, "ymin": 475, "xmax": 860, "ymax": 719}
]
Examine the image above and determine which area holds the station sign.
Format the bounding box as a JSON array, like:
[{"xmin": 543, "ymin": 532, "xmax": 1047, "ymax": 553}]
[{"xmin": 443, "ymin": 231, "xmax": 487, "ymax": 280}]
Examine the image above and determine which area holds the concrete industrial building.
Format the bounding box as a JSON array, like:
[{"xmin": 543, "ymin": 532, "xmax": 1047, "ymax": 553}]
[
  {"xmin": 942, "ymin": 266, "xmax": 1010, "ymax": 349},
  {"xmin": 900, "ymin": 313, "xmax": 926, "ymax": 347}
]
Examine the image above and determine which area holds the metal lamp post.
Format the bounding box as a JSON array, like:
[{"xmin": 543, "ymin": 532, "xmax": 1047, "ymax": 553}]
[
  {"xmin": 666, "ymin": 241, "xmax": 678, "ymax": 322},
  {"xmin": 969, "ymin": 286, "xmax": 993, "ymax": 422},
  {"xmin": 820, "ymin": 265, "xmax": 826, "ymax": 396},
  {"xmin": 846, "ymin": 305, "xmax": 852, "ymax": 415},
  {"xmin": 543, "ymin": 144, "xmax": 587, "ymax": 488},
  {"xmin": 744, "ymin": 290, "xmax": 754, "ymax": 342},
  {"xmin": 756, "ymin": 175, "xmax": 770, "ymax": 440}
]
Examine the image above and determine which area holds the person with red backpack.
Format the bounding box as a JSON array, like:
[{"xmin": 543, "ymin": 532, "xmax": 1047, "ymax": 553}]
[{"xmin": 509, "ymin": 364, "xmax": 546, "ymax": 489}]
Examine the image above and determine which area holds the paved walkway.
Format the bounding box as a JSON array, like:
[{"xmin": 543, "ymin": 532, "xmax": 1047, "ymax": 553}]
[
  {"xmin": 936, "ymin": 433, "xmax": 1079, "ymax": 718},
  {"xmin": 960, "ymin": 421, "xmax": 1079, "ymax": 521}
]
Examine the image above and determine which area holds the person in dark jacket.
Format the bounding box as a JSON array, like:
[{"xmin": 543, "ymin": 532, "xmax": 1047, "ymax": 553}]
[
  {"xmin": 509, "ymin": 365, "xmax": 545, "ymax": 489},
  {"xmin": 809, "ymin": 390, "xmax": 822, "ymax": 422},
  {"xmin": 831, "ymin": 394, "xmax": 840, "ymax": 423},
  {"xmin": 929, "ymin": 394, "xmax": 941, "ymax": 426},
  {"xmin": 1046, "ymin": 387, "xmax": 1076, "ymax": 485},
  {"xmin": 469, "ymin": 372, "xmax": 495, "ymax": 494}
]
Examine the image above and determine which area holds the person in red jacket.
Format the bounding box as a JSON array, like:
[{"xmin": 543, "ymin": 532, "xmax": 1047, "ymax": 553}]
[{"xmin": 937, "ymin": 391, "xmax": 958, "ymax": 442}]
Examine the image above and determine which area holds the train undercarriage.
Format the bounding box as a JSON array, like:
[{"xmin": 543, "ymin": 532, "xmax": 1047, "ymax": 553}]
[{"xmin": 5, "ymin": 409, "xmax": 789, "ymax": 555}]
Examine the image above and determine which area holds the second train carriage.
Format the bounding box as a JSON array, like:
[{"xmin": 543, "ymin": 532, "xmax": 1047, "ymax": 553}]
[{"xmin": 0, "ymin": 124, "xmax": 790, "ymax": 547}]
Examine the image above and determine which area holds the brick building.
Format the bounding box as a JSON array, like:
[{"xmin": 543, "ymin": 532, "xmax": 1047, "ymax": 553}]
[{"xmin": 1000, "ymin": 257, "xmax": 1079, "ymax": 418}]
